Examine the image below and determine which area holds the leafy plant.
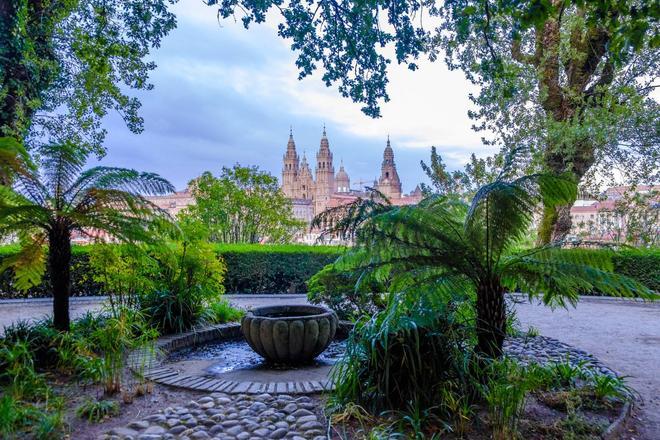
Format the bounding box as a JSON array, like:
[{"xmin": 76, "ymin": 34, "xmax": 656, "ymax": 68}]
[
  {"xmin": 76, "ymin": 399, "xmax": 120, "ymax": 422},
  {"xmin": 317, "ymin": 148, "xmax": 653, "ymax": 361},
  {"xmin": 201, "ymin": 299, "xmax": 244, "ymax": 324},
  {"xmin": 588, "ymin": 374, "xmax": 633, "ymax": 402},
  {"xmin": 548, "ymin": 359, "xmax": 590, "ymax": 389},
  {"xmin": 308, "ymin": 263, "xmax": 388, "ymax": 320},
  {"xmin": 0, "ymin": 141, "xmax": 174, "ymax": 330},
  {"xmin": 482, "ymin": 358, "xmax": 529, "ymax": 440},
  {"xmin": 331, "ymin": 290, "xmax": 473, "ymax": 413},
  {"xmin": 141, "ymin": 220, "xmax": 227, "ymax": 334},
  {"xmin": 85, "ymin": 308, "xmax": 157, "ymax": 395}
]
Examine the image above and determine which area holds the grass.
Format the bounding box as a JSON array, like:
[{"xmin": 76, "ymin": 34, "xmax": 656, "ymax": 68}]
[{"xmin": 76, "ymin": 399, "xmax": 119, "ymax": 423}]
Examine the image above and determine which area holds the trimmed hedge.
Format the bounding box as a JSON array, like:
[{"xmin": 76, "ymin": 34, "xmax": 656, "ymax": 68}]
[
  {"xmin": 0, "ymin": 245, "xmax": 657, "ymax": 298},
  {"xmin": 611, "ymin": 248, "xmax": 660, "ymax": 293},
  {"xmin": 0, "ymin": 244, "xmax": 343, "ymax": 298},
  {"xmin": 214, "ymin": 244, "xmax": 342, "ymax": 293}
]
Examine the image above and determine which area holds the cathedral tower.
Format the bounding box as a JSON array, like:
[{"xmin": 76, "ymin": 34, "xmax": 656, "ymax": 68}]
[
  {"xmin": 298, "ymin": 152, "xmax": 314, "ymax": 200},
  {"xmin": 377, "ymin": 136, "xmax": 402, "ymax": 199},
  {"xmin": 281, "ymin": 128, "xmax": 299, "ymax": 198},
  {"xmin": 314, "ymin": 126, "xmax": 335, "ymax": 213},
  {"xmin": 335, "ymin": 160, "xmax": 350, "ymax": 193}
]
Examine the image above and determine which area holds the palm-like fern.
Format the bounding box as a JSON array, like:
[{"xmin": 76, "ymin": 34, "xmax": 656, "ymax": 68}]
[
  {"xmin": 319, "ymin": 151, "xmax": 654, "ymax": 359},
  {"xmin": 0, "ymin": 142, "xmax": 174, "ymax": 330}
]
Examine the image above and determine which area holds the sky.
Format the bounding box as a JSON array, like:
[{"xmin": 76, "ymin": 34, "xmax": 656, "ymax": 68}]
[{"xmin": 100, "ymin": 2, "xmax": 496, "ymax": 193}]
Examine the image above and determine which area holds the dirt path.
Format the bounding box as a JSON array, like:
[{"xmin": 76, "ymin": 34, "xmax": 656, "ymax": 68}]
[{"xmin": 514, "ymin": 298, "xmax": 660, "ymax": 439}]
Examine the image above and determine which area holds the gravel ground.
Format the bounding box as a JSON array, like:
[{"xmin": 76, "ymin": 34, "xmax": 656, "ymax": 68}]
[{"xmin": 513, "ymin": 297, "xmax": 660, "ymax": 440}]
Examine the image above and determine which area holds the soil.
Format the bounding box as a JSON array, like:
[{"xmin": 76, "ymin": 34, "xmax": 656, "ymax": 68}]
[
  {"xmin": 326, "ymin": 391, "xmax": 625, "ymax": 440},
  {"xmin": 56, "ymin": 380, "xmax": 203, "ymax": 440}
]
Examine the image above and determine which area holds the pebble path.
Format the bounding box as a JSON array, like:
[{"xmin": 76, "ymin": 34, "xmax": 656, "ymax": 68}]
[
  {"xmin": 105, "ymin": 334, "xmax": 618, "ymax": 440},
  {"xmin": 102, "ymin": 393, "xmax": 326, "ymax": 440}
]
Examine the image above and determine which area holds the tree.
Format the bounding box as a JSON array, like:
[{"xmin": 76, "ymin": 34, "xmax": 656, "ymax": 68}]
[
  {"xmin": 207, "ymin": 0, "xmax": 659, "ymax": 239},
  {"xmin": 317, "ymin": 149, "xmax": 652, "ymax": 359},
  {"xmin": 0, "ymin": 0, "xmax": 176, "ymax": 155},
  {"xmin": 0, "ymin": 142, "xmax": 173, "ymax": 331},
  {"xmin": 183, "ymin": 164, "xmax": 304, "ymax": 243},
  {"xmin": 420, "ymin": 146, "xmax": 501, "ymax": 198}
]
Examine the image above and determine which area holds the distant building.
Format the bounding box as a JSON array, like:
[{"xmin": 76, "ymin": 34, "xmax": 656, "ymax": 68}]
[
  {"xmin": 145, "ymin": 190, "xmax": 195, "ymax": 217},
  {"xmin": 569, "ymin": 185, "xmax": 659, "ymax": 243},
  {"xmin": 281, "ymin": 128, "xmax": 423, "ymax": 227}
]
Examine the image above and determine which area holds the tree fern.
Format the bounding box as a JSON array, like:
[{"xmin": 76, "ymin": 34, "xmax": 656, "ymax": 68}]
[
  {"xmin": 0, "ymin": 141, "xmax": 174, "ymax": 330},
  {"xmin": 319, "ymin": 150, "xmax": 655, "ymax": 359}
]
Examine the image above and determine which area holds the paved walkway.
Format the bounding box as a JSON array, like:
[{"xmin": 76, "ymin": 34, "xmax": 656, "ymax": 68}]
[
  {"xmin": 0, "ymin": 295, "xmax": 309, "ymax": 332},
  {"xmin": 2, "ymin": 294, "xmax": 658, "ymax": 437}
]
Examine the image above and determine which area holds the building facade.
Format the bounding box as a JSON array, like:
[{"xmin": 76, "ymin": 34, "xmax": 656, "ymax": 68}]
[{"xmin": 281, "ymin": 128, "xmax": 423, "ymax": 226}]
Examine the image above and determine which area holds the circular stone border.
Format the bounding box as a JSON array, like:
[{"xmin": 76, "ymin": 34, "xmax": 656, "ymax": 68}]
[
  {"xmin": 128, "ymin": 321, "xmax": 353, "ymax": 395},
  {"xmin": 129, "ymin": 319, "xmax": 635, "ymax": 438}
]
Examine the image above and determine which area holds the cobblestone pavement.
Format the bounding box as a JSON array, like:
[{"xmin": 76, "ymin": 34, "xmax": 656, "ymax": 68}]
[
  {"xmin": 103, "ymin": 392, "xmax": 326, "ymax": 440},
  {"xmin": 513, "ymin": 298, "xmax": 660, "ymax": 440}
]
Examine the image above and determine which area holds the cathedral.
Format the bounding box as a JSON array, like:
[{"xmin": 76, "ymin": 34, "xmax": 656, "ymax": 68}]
[{"xmin": 281, "ymin": 127, "xmax": 423, "ymax": 226}]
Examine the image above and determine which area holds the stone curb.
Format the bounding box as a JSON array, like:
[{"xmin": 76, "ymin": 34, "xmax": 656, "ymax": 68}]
[
  {"xmin": 129, "ymin": 321, "xmax": 353, "ymax": 395},
  {"xmin": 602, "ymin": 400, "xmax": 633, "ymax": 440}
]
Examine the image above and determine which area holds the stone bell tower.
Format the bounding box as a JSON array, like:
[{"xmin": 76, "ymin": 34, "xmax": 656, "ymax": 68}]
[
  {"xmin": 314, "ymin": 126, "xmax": 335, "ymax": 214},
  {"xmin": 377, "ymin": 136, "xmax": 402, "ymax": 199},
  {"xmin": 281, "ymin": 128, "xmax": 299, "ymax": 198}
]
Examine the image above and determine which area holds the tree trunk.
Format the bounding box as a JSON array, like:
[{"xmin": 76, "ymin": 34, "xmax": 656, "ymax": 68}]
[
  {"xmin": 49, "ymin": 224, "xmax": 72, "ymax": 331},
  {"xmin": 475, "ymin": 280, "xmax": 506, "ymax": 359}
]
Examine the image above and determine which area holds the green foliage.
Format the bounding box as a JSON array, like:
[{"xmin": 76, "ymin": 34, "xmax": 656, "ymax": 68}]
[
  {"xmin": 0, "ymin": 141, "xmax": 174, "ymax": 330},
  {"xmin": 331, "ymin": 292, "xmax": 474, "ymax": 414},
  {"xmin": 612, "ymin": 248, "xmax": 660, "ymax": 292},
  {"xmin": 588, "ymin": 374, "xmax": 633, "ymax": 402},
  {"xmin": 201, "ymin": 299, "xmax": 244, "ymax": 325},
  {"xmin": 219, "ymin": 244, "xmax": 341, "ymax": 293},
  {"xmin": 307, "ymin": 264, "xmax": 388, "ymax": 320},
  {"xmin": 482, "ymin": 359, "xmax": 530, "ymax": 440},
  {"xmin": 182, "ymin": 164, "xmax": 305, "ymax": 243},
  {"xmin": 323, "ymin": 152, "xmax": 653, "ymax": 361},
  {"xmin": 0, "ymin": 243, "xmax": 343, "ymax": 297},
  {"xmin": 0, "ymin": 1, "xmax": 176, "ymax": 155},
  {"xmin": 85, "ymin": 309, "xmax": 157, "ymax": 395},
  {"xmin": 138, "ymin": 222, "xmax": 228, "ymax": 334},
  {"xmin": 88, "ymin": 243, "xmax": 158, "ymax": 313},
  {"xmin": 76, "ymin": 399, "xmax": 119, "ymax": 423}
]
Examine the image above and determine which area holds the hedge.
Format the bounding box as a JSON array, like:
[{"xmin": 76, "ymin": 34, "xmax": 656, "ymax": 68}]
[
  {"xmin": 0, "ymin": 245, "xmax": 657, "ymax": 298},
  {"xmin": 0, "ymin": 244, "xmax": 344, "ymax": 298}
]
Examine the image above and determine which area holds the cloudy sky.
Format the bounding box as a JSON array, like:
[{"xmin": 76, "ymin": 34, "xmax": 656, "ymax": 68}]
[{"xmin": 100, "ymin": 2, "xmax": 497, "ymax": 193}]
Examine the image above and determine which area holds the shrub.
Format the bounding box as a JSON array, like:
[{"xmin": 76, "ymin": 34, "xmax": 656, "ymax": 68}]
[
  {"xmin": 331, "ymin": 293, "xmax": 473, "ymax": 413},
  {"xmin": 76, "ymin": 399, "xmax": 119, "ymax": 423},
  {"xmin": 201, "ymin": 299, "xmax": 244, "ymax": 324},
  {"xmin": 218, "ymin": 244, "xmax": 342, "ymax": 293},
  {"xmin": 307, "ymin": 264, "xmax": 387, "ymax": 320},
  {"xmin": 612, "ymin": 248, "xmax": 660, "ymax": 292},
  {"xmin": 0, "ymin": 243, "xmax": 343, "ymax": 297}
]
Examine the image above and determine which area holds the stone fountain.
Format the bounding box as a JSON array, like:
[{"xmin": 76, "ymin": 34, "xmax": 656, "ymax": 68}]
[{"xmin": 241, "ymin": 305, "xmax": 338, "ymax": 364}]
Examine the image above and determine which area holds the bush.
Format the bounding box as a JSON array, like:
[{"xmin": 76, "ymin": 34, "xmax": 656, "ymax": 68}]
[
  {"xmin": 217, "ymin": 244, "xmax": 342, "ymax": 293},
  {"xmin": 331, "ymin": 294, "xmax": 473, "ymax": 413},
  {"xmin": 0, "ymin": 244, "xmax": 343, "ymax": 297},
  {"xmin": 307, "ymin": 264, "xmax": 388, "ymax": 320},
  {"xmin": 201, "ymin": 299, "xmax": 244, "ymax": 324},
  {"xmin": 612, "ymin": 248, "xmax": 660, "ymax": 292}
]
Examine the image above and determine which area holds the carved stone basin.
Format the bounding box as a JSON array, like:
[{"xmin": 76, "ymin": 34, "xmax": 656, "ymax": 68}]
[{"xmin": 241, "ymin": 305, "xmax": 338, "ymax": 364}]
